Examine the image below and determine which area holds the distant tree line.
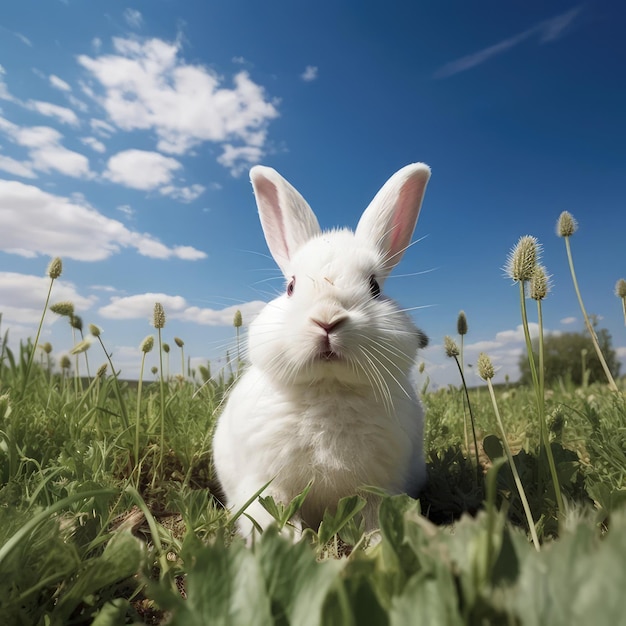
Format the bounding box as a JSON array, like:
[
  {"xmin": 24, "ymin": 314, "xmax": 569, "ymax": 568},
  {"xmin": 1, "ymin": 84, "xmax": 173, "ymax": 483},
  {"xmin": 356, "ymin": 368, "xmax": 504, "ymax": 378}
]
[{"xmin": 518, "ymin": 328, "xmax": 621, "ymax": 386}]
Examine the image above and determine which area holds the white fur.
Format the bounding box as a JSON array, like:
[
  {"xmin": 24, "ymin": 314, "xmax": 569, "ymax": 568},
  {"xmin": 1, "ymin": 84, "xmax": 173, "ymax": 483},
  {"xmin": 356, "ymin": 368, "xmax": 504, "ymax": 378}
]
[{"xmin": 213, "ymin": 163, "xmax": 431, "ymax": 539}]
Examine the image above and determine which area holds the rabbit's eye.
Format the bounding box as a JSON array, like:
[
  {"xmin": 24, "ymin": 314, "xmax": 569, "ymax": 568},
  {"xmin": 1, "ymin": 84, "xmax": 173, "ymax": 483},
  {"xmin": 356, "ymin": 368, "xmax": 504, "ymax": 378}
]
[
  {"xmin": 369, "ymin": 275, "xmax": 381, "ymax": 298},
  {"xmin": 287, "ymin": 277, "xmax": 295, "ymax": 297}
]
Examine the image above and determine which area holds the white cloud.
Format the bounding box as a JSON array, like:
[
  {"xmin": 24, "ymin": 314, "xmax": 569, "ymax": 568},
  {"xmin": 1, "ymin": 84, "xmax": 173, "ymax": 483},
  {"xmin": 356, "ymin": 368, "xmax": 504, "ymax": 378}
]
[
  {"xmin": 49, "ymin": 74, "xmax": 72, "ymax": 92},
  {"xmin": 90, "ymin": 284, "xmax": 118, "ymax": 293},
  {"xmin": 171, "ymin": 245, "xmax": 207, "ymax": 261},
  {"xmin": 104, "ymin": 149, "xmax": 181, "ymax": 190},
  {"xmin": 159, "ymin": 183, "xmax": 205, "ymax": 203},
  {"xmin": 0, "ymin": 65, "xmax": 15, "ymax": 101},
  {"xmin": 0, "ymin": 179, "xmax": 207, "ymax": 261},
  {"xmin": 0, "ymin": 271, "xmax": 95, "ymax": 326},
  {"xmin": 301, "ymin": 65, "xmax": 318, "ymax": 82},
  {"xmin": 0, "ymin": 154, "xmax": 37, "ymax": 178},
  {"xmin": 25, "ymin": 100, "xmax": 80, "ymax": 126},
  {"xmin": 0, "ymin": 117, "xmax": 92, "ymax": 178},
  {"xmin": 92, "ymin": 37, "xmax": 102, "ymax": 52},
  {"xmin": 68, "ymin": 94, "xmax": 89, "ymax": 113},
  {"xmin": 434, "ymin": 7, "xmax": 582, "ymax": 78},
  {"xmin": 77, "ymin": 37, "xmax": 278, "ymax": 172},
  {"xmin": 116, "ymin": 204, "xmax": 134, "ymax": 218},
  {"xmin": 80, "ymin": 136, "xmax": 106, "ymax": 153},
  {"xmin": 217, "ymin": 144, "xmax": 263, "ymax": 176},
  {"xmin": 99, "ymin": 293, "xmax": 187, "ymax": 320},
  {"xmin": 123, "ymin": 8, "xmax": 143, "ymax": 29},
  {"xmin": 90, "ymin": 118, "xmax": 116, "ymax": 137},
  {"xmin": 560, "ymin": 316, "xmax": 577, "ymax": 325},
  {"xmin": 616, "ymin": 346, "xmax": 626, "ymax": 359},
  {"xmin": 180, "ymin": 301, "xmax": 266, "ymax": 326},
  {"xmin": 99, "ymin": 292, "xmax": 265, "ymax": 327},
  {"xmin": 15, "ymin": 33, "xmax": 32, "ymax": 47},
  {"xmin": 19, "ymin": 125, "xmax": 91, "ymax": 177}
]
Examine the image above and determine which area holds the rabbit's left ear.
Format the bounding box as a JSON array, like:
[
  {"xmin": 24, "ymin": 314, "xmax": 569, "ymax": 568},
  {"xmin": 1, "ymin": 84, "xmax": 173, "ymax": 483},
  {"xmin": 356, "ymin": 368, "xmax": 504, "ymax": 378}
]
[
  {"xmin": 251, "ymin": 166, "xmax": 321, "ymax": 276},
  {"xmin": 355, "ymin": 163, "xmax": 430, "ymax": 275}
]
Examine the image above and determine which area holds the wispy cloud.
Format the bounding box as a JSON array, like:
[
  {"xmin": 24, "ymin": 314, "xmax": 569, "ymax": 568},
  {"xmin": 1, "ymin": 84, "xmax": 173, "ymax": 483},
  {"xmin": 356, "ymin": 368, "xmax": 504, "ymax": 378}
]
[
  {"xmin": 560, "ymin": 316, "xmax": 577, "ymax": 325},
  {"xmin": 15, "ymin": 32, "xmax": 32, "ymax": 47},
  {"xmin": 301, "ymin": 65, "xmax": 319, "ymax": 82},
  {"xmin": 434, "ymin": 6, "xmax": 582, "ymax": 78},
  {"xmin": 123, "ymin": 8, "xmax": 143, "ymax": 29},
  {"xmin": 49, "ymin": 74, "xmax": 71, "ymax": 92}
]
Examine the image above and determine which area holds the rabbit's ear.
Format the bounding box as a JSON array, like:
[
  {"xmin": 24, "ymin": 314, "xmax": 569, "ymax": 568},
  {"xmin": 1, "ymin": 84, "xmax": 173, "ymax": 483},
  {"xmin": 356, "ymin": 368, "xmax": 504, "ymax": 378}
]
[
  {"xmin": 356, "ymin": 163, "xmax": 430, "ymax": 276},
  {"xmin": 250, "ymin": 166, "xmax": 321, "ymax": 275}
]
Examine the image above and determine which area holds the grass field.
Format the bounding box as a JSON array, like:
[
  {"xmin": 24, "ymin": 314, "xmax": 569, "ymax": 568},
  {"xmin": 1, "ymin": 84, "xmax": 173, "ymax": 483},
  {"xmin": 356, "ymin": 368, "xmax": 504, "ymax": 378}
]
[{"xmin": 1, "ymin": 248, "xmax": 625, "ymax": 624}]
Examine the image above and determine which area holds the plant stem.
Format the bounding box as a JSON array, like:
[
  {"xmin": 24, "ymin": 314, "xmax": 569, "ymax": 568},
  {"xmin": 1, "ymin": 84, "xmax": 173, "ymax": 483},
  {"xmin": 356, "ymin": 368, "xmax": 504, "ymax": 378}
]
[
  {"xmin": 20, "ymin": 276, "xmax": 55, "ymax": 399},
  {"xmin": 157, "ymin": 327, "xmax": 166, "ymax": 475},
  {"xmin": 486, "ymin": 377, "xmax": 540, "ymax": 551},
  {"xmin": 564, "ymin": 236, "xmax": 619, "ymax": 392},
  {"xmin": 519, "ymin": 281, "xmax": 564, "ymax": 516},
  {"xmin": 95, "ymin": 336, "xmax": 129, "ymax": 431},
  {"xmin": 452, "ymin": 355, "xmax": 481, "ymax": 486},
  {"xmin": 460, "ymin": 334, "xmax": 470, "ymax": 452},
  {"xmin": 135, "ymin": 351, "xmax": 148, "ymax": 474}
]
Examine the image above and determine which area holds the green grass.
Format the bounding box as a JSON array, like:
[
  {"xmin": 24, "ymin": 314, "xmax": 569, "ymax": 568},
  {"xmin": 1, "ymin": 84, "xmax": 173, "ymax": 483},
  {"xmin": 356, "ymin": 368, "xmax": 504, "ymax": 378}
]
[{"xmin": 1, "ymin": 256, "xmax": 626, "ymax": 623}]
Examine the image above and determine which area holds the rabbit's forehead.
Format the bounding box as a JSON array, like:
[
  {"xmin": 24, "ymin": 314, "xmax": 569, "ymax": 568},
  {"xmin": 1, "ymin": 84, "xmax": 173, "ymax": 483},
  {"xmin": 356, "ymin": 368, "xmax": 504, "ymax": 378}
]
[{"xmin": 291, "ymin": 230, "xmax": 381, "ymax": 278}]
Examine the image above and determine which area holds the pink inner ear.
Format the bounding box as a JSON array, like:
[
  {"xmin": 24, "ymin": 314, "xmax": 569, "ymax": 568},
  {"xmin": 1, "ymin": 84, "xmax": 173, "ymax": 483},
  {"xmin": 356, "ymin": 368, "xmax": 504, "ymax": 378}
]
[
  {"xmin": 254, "ymin": 175, "xmax": 291, "ymax": 269},
  {"xmin": 388, "ymin": 176, "xmax": 426, "ymax": 260}
]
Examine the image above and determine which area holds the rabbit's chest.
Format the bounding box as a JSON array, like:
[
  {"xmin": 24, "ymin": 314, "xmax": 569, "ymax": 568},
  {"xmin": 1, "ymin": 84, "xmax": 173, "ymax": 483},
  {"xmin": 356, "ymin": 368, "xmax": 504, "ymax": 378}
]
[{"xmin": 261, "ymin": 389, "xmax": 412, "ymax": 483}]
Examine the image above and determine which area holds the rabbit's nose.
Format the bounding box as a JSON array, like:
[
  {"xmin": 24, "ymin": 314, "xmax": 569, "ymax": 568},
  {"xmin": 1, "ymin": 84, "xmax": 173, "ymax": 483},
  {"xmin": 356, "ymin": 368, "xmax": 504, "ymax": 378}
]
[{"xmin": 311, "ymin": 316, "xmax": 347, "ymax": 334}]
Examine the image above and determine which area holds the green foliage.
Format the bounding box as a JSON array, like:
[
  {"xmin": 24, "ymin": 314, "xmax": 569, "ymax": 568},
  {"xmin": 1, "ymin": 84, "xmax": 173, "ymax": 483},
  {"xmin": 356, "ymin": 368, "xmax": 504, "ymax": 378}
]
[
  {"xmin": 518, "ymin": 328, "xmax": 621, "ymax": 386},
  {"xmin": 1, "ymin": 261, "xmax": 626, "ymax": 624}
]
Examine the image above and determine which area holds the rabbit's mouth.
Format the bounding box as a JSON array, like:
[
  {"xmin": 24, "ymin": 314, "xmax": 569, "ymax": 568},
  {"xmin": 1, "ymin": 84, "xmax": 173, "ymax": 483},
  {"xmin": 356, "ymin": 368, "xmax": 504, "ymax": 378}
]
[{"xmin": 319, "ymin": 349, "xmax": 341, "ymax": 362}]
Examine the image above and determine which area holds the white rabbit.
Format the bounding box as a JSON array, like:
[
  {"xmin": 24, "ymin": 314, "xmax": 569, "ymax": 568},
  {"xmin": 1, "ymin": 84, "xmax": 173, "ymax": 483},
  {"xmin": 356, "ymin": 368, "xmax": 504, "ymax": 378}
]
[{"xmin": 213, "ymin": 163, "xmax": 431, "ymax": 541}]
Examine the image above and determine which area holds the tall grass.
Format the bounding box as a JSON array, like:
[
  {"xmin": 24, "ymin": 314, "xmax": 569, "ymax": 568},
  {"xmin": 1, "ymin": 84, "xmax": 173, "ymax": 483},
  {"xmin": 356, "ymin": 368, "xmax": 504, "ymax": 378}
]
[{"xmin": 0, "ymin": 226, "xmax": 624, "ymax": 624}]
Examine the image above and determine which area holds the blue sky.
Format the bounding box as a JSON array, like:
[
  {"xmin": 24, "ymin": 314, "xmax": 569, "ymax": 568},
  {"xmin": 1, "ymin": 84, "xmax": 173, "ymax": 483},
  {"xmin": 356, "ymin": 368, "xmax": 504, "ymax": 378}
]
[{"xmin": 0, "ymin": 0, "xmax": 624, "ymax": 388}]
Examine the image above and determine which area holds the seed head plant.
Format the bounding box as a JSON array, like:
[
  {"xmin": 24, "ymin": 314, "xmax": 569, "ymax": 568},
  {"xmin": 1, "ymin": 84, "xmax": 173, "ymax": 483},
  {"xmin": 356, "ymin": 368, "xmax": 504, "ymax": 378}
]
[
  {"xmin": 136, "ymin": 335, "xmax": 155, "ymax": 474},
  {"xmin": 616, "ymin": 279, "xmax": 626, "ymax": 326},
  {"xmin": 444, "ymin": 335, "xmax": 480, "ymax": 483},
  {"xmin": 233, "ymin": 310, "xmax": 243, "ymax": 373},
  {"xmin": 153, "ymin": 302, "xmax": 167, "ymax": 477},
  {"xmin": 557, "ymin": 212, "xmax": 619, "ymax": 392},
  {"xmin": 70, "ymin": 314, "xmax": 83, "ymax": 332},
  {"xmin": 153, "ymin": 302, "xmax": 166, "ymax": 329},
  {"xmin": 174, "ymin": 337, "xmax": 186, "ymax": 378},
  {"xmin": 504, "ymin": 235, "xmax": 540, "ymax": 282},
  {"xmin": 478, "ymin": 352, "xmax": 539, "ymax": 551},
  {"xmin": 47, "ymin": 256, "xmax": 63, "ymax": 280},
  {"xmin": 70, "ymin": 338, "xmax": 92, "ymax": 355},
  {"xmin": 49, "ymin": 301, "xmax": 75, "ymax": 317},
  {"xmin": 529, "ymin": 265, "xmax": 550, "ymax": 302},
  {"xmin": 504, "ymin": 236, "xmax": 563, "ymax": 516},
  {"xmin": 141, "ymin": 336, "xmax": 155, "ymax": 353},
  {"xmin": 456, "ymin": 310, "xmax": 470, "ymax": 450},
  {"xmin": 91, "ymin": 323, "xmax": 129, "ymax": 431},
  {"xmin": 21, "ymin": 258, "xmax": 64, "ymax": 398},
  {"xmin": 39, "ymin": 341, "xmax": 53, "ymax": 374},
  {"xmin": 444, "ymin": 335, "xmax": 460, "ymax": 358},
  {"xmin": 556, "ymin": 210, "xmax": 577, "ymax": 237},
  {"xmin": 457, "ymin": 310, "xmax": 468, "ymax": 336}
]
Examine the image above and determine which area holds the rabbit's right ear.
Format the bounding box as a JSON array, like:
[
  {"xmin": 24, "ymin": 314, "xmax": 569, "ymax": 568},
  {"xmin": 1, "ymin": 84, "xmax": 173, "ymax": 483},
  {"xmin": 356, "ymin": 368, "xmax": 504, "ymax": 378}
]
[{"xmin": 250, "ymin": 166, "xmax": 321, "ymax": 276}]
